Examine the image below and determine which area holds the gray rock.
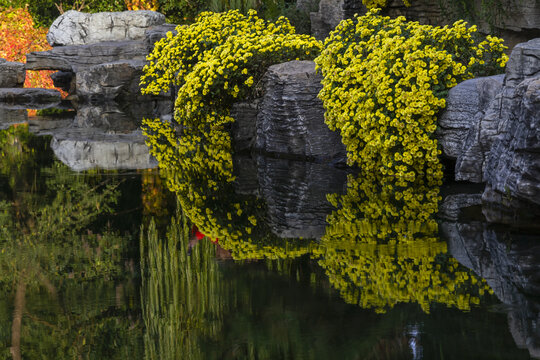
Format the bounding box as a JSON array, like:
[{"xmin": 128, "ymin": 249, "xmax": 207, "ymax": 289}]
[
  {"xmin": 442, "ymin": 220, "xmax": 540, "ymax": 359},
  {"xmin": 0, "ymin": 107, "xmax": 28, "ymax": 128},
  {"xmin": 484, "ymin": 74, "xmax": 540, "ymax": 206},
  {"xmin": 0, "ymin": 88, "xmax": 62, "ymax": 107},
  {"xmin": 51, "ymin": 129, "xmax": 157, "ymax": 171},
  {"xmin": 25, "ymin": 40, "xmax": 148, "ymax": 72},
  {"xmin": 505, "ymin": 38, "xmax": 540, "ymax": 87},
  {"xmin": 47, "ymin": 10, "xmax": 165, "ymax": 46},
  {"xmin": 438, "ymin": 193, "xmax": 483, "ymax": 221},
  {"xmin": 255, "ymin": 60, "xmax": 346, "ymax": 162},
  {"xmin": 310, "ymin": 0, "xmax": 365, "ymax": 40},
  {"xmin": 231, "ymin": 99, "xmax": 260, "ymax": 152},
  {"xmin": 144, "ymin": 24, "xmax": 177, "ymax": 49},
  {"xmin": 436, "ymin": 75, "xmax": 504, "ymax": 165},
  {"xmin": 257, "ymin": 155, "xmax": 347, "ymax": 239},
  {"xmin": 0, "ymin": 61, "xmax": 26, "ymax": 88},
  {"xmin": 50, "ymin": 71, "xmax": 74, "ymax": 93},
  {"xmin": 76, "ymin": 60, "xmax": 147, "ymax": 101}
]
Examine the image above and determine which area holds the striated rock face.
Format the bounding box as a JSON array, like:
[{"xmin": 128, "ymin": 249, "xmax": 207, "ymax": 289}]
[
  {"xmin": 257, "ymin": 155, "xmax": 347, "ymax": 239},
  {"xmin": 76, "ymin": 60, "xmax": 148, "ymax": 101},
  {"xmin": 483, "ymin": 39, "xmax": 540, "ymax": 206},
  {"xmin": 231, "ymin": 100, "xmax": 260, "ymax": 152},
  {"xmin": 436, "ymin": 75, "xmax": 504, "ymax": 164},
  {"xmin": 0, "ymin": 88, "xmax": 62, "ymax": 107},
  {"xmin": 0, "ymin": 60, "xmax": 26, "ymax": 88},
  {"xmin": 255, "ymin": 60, "xmax": 346, "ymax": 162},
  {"xmin": 442, "ymin": 220, "xmax": 540, "ymax": 359},
  {"xmin": 25, "ymin": 40, "xmax": 148, "ymax": 72},
  {"xmin": 47, "ymin": 10, "xmax": 166, "ymax": 46}
]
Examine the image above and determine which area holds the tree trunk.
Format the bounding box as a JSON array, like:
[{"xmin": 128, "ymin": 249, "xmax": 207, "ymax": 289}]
[{"xmin": 10, "ymin": 281, "xmax": 26, "ymax": 360}]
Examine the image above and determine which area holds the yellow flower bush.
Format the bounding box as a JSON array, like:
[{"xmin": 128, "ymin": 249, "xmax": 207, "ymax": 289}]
[
  {"xmin": 315, "ymin": 9, "xmax": 507, "ymax": 186},
  {"xmin": 141, "ymin": 10, "xmax": 321, "ymax": 260}
]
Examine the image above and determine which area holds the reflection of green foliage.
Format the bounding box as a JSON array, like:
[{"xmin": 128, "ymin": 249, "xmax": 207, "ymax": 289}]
[
  {"xmin": 142, "ymin": 209, "xmax": 223, "ymax": 360},
  {"xmin": 0, "ymin": 125, "xmax": 142, "ymax": 359}
]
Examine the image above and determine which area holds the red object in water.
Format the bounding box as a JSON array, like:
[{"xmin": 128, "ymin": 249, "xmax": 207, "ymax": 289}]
[{"xmin": 192, "ymin": 225, "xmax": 219, "ymax": 243}]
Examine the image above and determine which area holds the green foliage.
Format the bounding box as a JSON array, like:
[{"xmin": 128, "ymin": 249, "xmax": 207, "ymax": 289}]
[{"xmin": 0, "ymin": 0, "xmax": 126, "ymax": 27}]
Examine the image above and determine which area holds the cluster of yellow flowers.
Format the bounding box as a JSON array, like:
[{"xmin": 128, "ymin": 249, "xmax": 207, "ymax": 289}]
[
  {"xmin": 315, "ymin": 9, "xmax": 507, "ymax": 187},
  {"xmin": 362, "ymin": 0, "xmax": 411, "ymax": 9},
  {"xmin": 141, "ymin": 10, "xmax": 321, "ymax": 259}
]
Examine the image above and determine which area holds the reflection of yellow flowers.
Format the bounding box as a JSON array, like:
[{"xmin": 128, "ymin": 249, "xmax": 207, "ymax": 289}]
[{"xmin": 317, "ymin": 171, "xmax": 493, "ymax": 314}]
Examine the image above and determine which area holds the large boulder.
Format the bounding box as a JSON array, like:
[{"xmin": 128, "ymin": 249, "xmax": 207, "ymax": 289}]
[
  {"xmin": 255, "ymin": 60, "xmax": 346, "ymax": 162},
  {"xmin": 47, "ymin": 10, "xmax": 166, "ymax": 46},
  {"xmin": 436, "ymin": 74, "xmax": 504, "ymax": 169},
  {"xmin": 0, "ymin": 60, "xmax": 26, "ymax": 88},
  {"xmin": 483, "ymin": 39, "xmax": 540, "ymax": 206}
]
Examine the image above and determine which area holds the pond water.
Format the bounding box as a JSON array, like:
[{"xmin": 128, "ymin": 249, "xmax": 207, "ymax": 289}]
[{"xmin": 0, "ymin": 108, "xmax": 538, "ymax": 359}]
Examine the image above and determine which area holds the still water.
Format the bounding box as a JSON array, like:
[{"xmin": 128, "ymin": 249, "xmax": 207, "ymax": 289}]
[{"xmin": 0, "ymin": 111, "xmax": 538, "ymax": 359}]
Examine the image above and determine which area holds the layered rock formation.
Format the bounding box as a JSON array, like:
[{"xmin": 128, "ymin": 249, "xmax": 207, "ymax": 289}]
[
  {"xmin": 26, "ymin": 10, "xmax": 174, "ymax": 102},
  {"xmin": 439, "ymin": 38, "xmax": 540, "ymax": 207},
  {"xmin": 255, "ymin": 61, "xmax": 346, "ymax": 162},
  {"xmin": 0, "ymin": 60, "xmax": 25, "ymax": 88}
]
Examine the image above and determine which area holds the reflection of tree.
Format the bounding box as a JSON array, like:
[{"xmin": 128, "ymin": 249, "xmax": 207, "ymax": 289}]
[
  {"xmin": 315, "ymin": 172, "xmax": 492, "ymax": 314},
  {"xmin": 0, "ymin": 125, "xmax": 142, "ymax": 359},
  {"xmin": 141, "ymin": 208, "xmax": 224, "ymax": 360}
]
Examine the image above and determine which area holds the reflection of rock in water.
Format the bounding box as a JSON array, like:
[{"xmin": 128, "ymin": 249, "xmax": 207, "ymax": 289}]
[
  {"xmin": 48, "ymin": 102, "xmax": 169, "ymax": 171},
  {"xmin": 441, "ymin": 195, "xmax": 540, "ymax": 359},
  {"xmin": 50, "ymin": 129, "xmax": 157, "ymax": 171},
  {"xmin": 255, "ymin": 155, "xmax": 347, "ymax": 239},
  {"xmin": 0, "ymin": 100, "xmax": 171, "ymax": 171}
]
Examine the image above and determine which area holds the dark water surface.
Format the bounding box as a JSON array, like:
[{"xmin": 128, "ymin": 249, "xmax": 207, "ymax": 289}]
[{"xmin": 0, "ymin": 109, "xmax": 538, "ymax": 359}]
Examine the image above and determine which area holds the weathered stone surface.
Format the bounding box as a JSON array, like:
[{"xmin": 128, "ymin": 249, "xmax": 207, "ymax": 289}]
[
  {"xmin": 0, "ymin": 61, "xmax": 26, "ymax": 88},
  {"xmin": 442, "ymin": 221, "xmax": 540, "ymax": 359},
  {"xmin": 256, "ymin": 60, "xmax": 346, "ymax": 162},
  {"xmin": 0, "ymin": 107, "xmax": 28, "ymax": 128},
  {"xmin": 25, "ymin": 40, "xmax": 148, "ymax": 72},
  {"xmin": 47, "ymin": 10, "xmax": 165, "ymax": 46},
  {"xmin": 0, "ymin": 88, "xmax": 62, "ymax": 107},
  {"xmin": 144, "ymin": 24, "xmax": 177, "ymax": 49},
  {"xmin": 51, "ymin": 129, "xmax": 157, "ymax": 171},
  {"xmin": 438, "ymin": 193, "xmax": 483, "ymax": 221},
  {"xmin": 51, "ymin": 71, "xmax": 74, "ymax": 93},
  {"xmin": 231, "ymin": 100, "xmax": 260, "ymax": 152},
  {"xmin": 310, "ymin": 0, "xmax": 365, "ymax": 39},
  {"xmin": 483, "ymin": 74, "xmax": 540, "ymax": 205},
  {"xmin": 505, "ymin": 38, "xmax": 540, "ymax": 87},
  {"xmin": 76, "ymin": 60, "xmax": 147, "ymax": 100},
  {"xmin": 436, "ymin": 75, "xmax": 504, "ymax": 164},
  {"xmin": 257, "ymin": 155, "xmax": 347, "ymax": 239}
]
